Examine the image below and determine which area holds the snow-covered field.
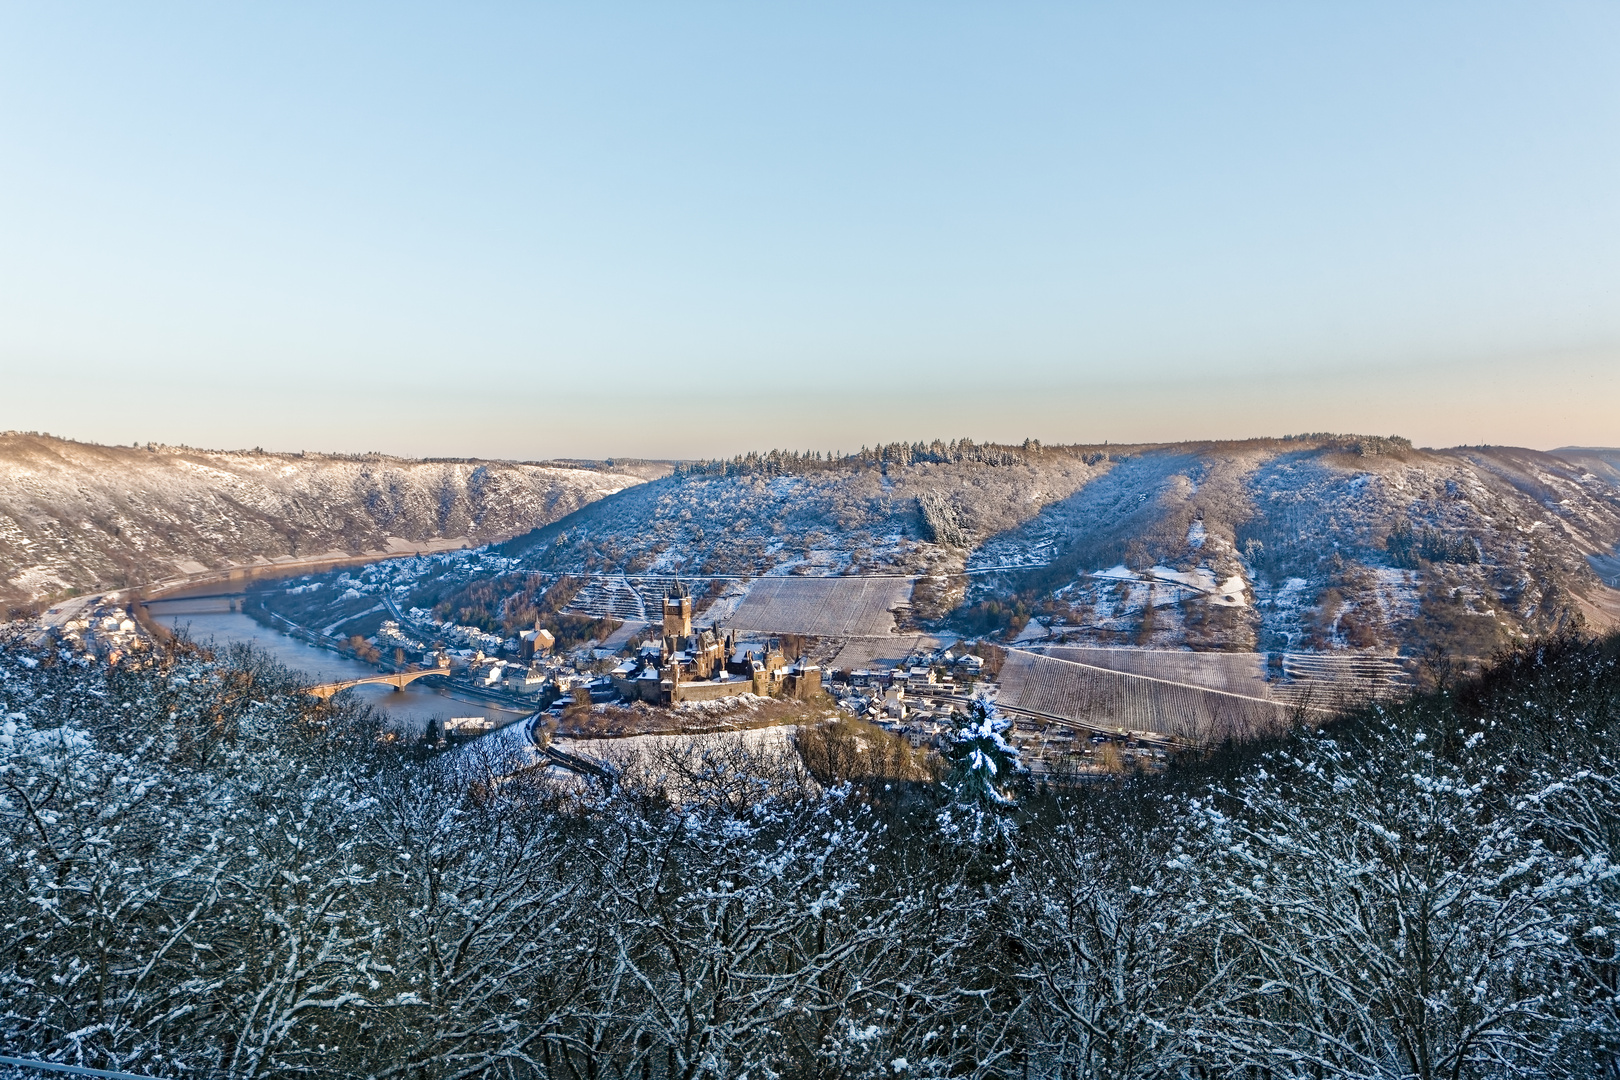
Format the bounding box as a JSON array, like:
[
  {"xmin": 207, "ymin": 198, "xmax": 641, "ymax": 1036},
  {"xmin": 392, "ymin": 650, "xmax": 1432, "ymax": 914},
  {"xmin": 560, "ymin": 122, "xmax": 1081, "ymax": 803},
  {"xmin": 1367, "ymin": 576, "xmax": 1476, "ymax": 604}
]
[
  {"xmin": 997, "ymin": 648, "xmax": 1294, "ymax": 742},
  {"xmin": 725, "ymin": 576, "xmax": 915, "ymax": 637},
  {"xmin": 829, "ymin": 634, "xmax": 942, "ymax": 670},
  {"xmin": 1034, "ymin": 645, "xmax": 1271, "ymax": 697}
]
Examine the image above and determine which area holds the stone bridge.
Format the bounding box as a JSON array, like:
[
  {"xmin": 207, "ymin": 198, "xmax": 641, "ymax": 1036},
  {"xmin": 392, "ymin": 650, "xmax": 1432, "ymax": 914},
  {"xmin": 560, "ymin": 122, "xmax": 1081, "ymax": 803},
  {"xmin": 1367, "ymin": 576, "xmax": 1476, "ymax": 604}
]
[{"xmin": 307, "ymin": 665, "xmax": 451, "ymax": 700}]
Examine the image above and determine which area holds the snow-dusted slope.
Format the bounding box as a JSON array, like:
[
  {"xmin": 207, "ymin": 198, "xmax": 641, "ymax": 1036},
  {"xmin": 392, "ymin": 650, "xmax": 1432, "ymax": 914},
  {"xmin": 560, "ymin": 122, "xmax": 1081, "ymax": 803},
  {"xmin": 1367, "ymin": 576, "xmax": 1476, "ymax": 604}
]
[
  {"xmin": 489, "ymin": 437, "xmax": 1620, "ymax": 655},
  {"xmin": 227, "ymin": 436, "xmax": 1620, "ymax": 660},
  {"xmin": 501, "ymin": 449, "xmax": 1114, "ymax": 584},
  {"xmin": 1553, "ymin": 446, "xmax": 1620, "ymax": 487},
  {"xmin": 0, "ymin": 433, "xmax": 649, "ymax": 606},
  {"xmin": 968, "ymin": 440, "xmax": 1620, "ymax": 653}
]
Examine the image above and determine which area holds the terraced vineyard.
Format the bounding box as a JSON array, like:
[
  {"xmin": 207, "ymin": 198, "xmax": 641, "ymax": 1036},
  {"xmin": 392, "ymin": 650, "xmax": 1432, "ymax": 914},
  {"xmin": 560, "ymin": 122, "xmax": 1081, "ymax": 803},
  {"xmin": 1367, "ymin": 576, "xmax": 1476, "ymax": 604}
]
[
  {"xmin": 1269, "ymin": 651, "xmax": 1413, "ymax": 707},
  {"xmin": 564, "ymin": 577, "xmax": 654, "ymax": 621}
]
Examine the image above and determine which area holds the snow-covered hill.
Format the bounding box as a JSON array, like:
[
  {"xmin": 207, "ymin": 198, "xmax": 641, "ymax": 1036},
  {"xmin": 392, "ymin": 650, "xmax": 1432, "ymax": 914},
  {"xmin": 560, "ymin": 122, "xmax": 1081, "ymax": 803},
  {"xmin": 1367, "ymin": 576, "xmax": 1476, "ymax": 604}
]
[
  {"xmin": 963, "ymin": 439, "xmax": 1620, "ymax": 654},
  {"xmin": 399, "ymin": 435, "xmax": 1620, "ymax": 659},
  {"xmin": 502, "ymin": 443, "xmax": 1113, "ymax": 583},
  {"xmin": 0, "ymin": 433, "xmax": 651, "ymax": 607},
  {"xmin": 53, "ymin": 430, "xmax": 1619, "ymax": 660}
]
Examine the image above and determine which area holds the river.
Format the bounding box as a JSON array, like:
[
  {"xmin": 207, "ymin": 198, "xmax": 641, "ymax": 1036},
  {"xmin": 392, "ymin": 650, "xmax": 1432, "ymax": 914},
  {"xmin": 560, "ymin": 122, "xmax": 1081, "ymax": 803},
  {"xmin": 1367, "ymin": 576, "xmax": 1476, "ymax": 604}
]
[{"xmin": 149, "ymin": 599, "xmax": 529, "ymax": 736}]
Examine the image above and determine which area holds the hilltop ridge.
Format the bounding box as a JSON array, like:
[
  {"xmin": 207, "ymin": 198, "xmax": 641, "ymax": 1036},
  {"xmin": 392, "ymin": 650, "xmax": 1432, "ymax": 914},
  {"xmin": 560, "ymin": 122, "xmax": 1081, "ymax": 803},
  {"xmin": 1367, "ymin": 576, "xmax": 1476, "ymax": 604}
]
[{"xmin": 0, "ymin": 432, "xmax": 658, "ymax": 609}]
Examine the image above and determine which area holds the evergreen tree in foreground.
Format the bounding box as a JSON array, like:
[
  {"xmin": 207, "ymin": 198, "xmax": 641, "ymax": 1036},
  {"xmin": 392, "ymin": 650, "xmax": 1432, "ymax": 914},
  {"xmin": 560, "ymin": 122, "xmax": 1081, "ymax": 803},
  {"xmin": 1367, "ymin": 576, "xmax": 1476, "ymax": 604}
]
[
  {"xmin": 943, "ymin": 697, "xmax": 1023, "ymax": 806},
  {"xmin": 936, "ymin": 697, "xmax": 1028, "ymax": 880}
]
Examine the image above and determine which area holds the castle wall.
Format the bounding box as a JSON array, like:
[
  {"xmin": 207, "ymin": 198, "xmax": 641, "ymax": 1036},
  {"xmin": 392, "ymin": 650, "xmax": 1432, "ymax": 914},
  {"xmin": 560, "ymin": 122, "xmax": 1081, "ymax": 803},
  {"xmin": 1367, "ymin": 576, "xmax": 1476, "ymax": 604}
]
[{"xmin": 668, "ymin": 678, "xmax": 756, "ymax": 704}]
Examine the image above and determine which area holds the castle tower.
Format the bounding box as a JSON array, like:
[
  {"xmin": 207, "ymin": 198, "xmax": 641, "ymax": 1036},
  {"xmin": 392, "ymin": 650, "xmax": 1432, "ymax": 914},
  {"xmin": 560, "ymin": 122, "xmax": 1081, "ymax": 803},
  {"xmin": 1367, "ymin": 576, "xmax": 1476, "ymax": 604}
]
[{"xmin": 663, "ymin": 580, "xmax": 693, "ymax": 639}]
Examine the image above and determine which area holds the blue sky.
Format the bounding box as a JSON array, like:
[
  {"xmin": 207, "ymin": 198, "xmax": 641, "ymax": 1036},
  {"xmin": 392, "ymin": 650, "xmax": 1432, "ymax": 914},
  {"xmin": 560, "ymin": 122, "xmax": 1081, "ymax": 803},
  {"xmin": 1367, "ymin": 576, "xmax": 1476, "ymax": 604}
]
[{"xmin": 1, "ymin": 3, "xmax": 1616, "ymax": 458}]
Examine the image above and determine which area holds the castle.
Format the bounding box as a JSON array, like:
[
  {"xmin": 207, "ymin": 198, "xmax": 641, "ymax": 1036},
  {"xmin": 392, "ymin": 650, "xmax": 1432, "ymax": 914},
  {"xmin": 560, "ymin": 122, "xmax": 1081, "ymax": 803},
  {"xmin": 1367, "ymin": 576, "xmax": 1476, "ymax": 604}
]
[{"xmin": 611, "ymin": 581, "xmax": 820, "ymax": 704}]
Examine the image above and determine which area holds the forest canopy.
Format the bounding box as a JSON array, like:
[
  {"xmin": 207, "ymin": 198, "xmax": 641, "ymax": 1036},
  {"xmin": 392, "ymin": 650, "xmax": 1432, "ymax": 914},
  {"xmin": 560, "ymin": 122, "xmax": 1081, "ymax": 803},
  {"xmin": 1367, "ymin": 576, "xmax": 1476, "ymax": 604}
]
[{"xmin": 3, "ymin": 628, "xmax": 1620, "ymax": 1078}]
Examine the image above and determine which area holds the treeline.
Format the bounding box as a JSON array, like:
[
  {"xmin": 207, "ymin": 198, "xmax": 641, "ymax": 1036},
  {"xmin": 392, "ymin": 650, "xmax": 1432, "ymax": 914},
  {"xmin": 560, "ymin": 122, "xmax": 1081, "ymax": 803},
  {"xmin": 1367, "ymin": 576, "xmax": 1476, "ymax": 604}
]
[
  {"xmin": 3, "ymin": 629, "xmax": 1620, "ymax": 1077},
  {"xmin": 673, "ymin": 434, "xmax": 1415, "ymax": 481},
  {"xmin": 1281, "ymin": 432, "xmax": 1415, "ymax": 457},
  {"xmin": 672, "ymin": 438, "xmax": 1118, "ymax": 479}
]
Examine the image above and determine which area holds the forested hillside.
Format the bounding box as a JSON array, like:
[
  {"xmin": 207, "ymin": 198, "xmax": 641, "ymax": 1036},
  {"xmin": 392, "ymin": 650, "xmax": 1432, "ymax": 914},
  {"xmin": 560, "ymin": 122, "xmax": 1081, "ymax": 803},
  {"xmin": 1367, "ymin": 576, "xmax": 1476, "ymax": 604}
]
[
  {"xmin": 504, "ymin": 438, "xmax": 1114, "ymax": 579},
  {"xmin": 311, "ymin": 435, "xmax": 1620, "ymax": 661},
  {"xmin": 0, "ymin": 433, "xmax": 654, "ymax": 610},
  {"xmin": 4, "ymin": 626, "xmax": 1620, "ymax": 1077}
]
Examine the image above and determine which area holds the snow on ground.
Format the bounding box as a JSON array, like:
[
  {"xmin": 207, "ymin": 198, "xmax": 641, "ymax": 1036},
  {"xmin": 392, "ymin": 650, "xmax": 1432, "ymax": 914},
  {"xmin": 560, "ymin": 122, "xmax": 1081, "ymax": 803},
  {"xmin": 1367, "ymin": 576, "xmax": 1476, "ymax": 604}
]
[
  {"xmin": 554, "ymin": 725, "xmax": 812, "ymax": 799},
  {"xmin": 1034, "ymin": 645, "xmax": 1271, "ymax": 696},
  {"xmin": 1011, "ymin": 619, "xmax": 1052, "ymax": 643},
  {"xmin": 0, "ymin": 432, "xmax": 647, "ymax": 605},
  {"xmin": 1251, "ymin": 576, "xmax": 1313, "ymax": 651},
  {"xmin": 1369, "ymin": 567, "xmax": 1422, "ymax": 626},
  {"xmin": 321, "ymin": 603, "xmax": 385, "ymax": 637},
  {"xmin": 597, "ymin": 619, "xmax": 648, "ymax": 651},
  {"xmin": 964, "ymin": 453, "xmax": 1188, "ymax": 573},
  {"xmin": 829, "ymin": 634, "xmax": 940, "ymax": 671},
  {"xmin": 442, "ymin": 714, "xmax": 546, "ymax": 780},
  {"xmin": 1071, "ymin": 564, "xmax": 1247, "ymax": 618},
  {"xmin": 998, "ymin": 649, "xmax": 1291, "ymax": 741},
  {"xmin": 1589, "ymin": 543, "xmax": 1620, "ymax": 587},
  {"xmin": 726, "ymin": 577, "xmax": 914, "ymax": 637},
  {"xmin": 1147, "ymin": 564, "xmax": 1218, "ymax": 593},
  {"xmin": 694, "ymin": 581, "xmax": 751, "ymax": 628},
  {"xmin": 1210, "ymin": 574, "xmax": 1248, "ymax": 607}
]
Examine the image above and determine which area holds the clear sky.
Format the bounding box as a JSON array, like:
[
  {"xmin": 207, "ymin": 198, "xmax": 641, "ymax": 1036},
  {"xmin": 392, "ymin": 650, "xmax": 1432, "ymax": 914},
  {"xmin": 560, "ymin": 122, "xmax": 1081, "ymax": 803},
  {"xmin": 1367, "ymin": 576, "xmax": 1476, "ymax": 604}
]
[{"xmin": 1, "ymin": 3, "xmax": 1616, "ymax": 460}]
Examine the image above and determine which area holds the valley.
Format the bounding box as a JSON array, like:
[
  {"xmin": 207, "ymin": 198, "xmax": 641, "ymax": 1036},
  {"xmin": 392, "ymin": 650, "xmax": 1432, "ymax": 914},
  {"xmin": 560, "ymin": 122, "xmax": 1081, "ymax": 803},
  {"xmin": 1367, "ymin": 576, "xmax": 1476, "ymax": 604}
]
[
  {"xmin": 262, "ymin": 434, "xmax": 1620, "ymax": 658},
  {"xmin": 0, "ymin": 432, "xmax": 662, "ymax": 611},
  {"xmin": 12, "ymin": 432, "xmax": 1620, "ymax": 760}
]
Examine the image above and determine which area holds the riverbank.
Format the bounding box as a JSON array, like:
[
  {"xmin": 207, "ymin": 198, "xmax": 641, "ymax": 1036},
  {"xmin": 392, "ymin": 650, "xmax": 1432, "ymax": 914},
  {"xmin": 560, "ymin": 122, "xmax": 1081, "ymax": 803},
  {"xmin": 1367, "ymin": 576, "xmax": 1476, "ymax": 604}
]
[{"xmin": 149, "ymin": 603, "xmax": 529, "ymax": 736}]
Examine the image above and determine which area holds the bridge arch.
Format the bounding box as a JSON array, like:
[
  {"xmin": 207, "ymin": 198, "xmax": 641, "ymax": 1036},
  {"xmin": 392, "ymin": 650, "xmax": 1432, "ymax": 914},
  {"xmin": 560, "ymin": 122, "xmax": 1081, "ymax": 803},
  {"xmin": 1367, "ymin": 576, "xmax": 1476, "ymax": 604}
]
[{"xmin": 306, "ymin": 665, "xmax": 451, "ymax": 700}]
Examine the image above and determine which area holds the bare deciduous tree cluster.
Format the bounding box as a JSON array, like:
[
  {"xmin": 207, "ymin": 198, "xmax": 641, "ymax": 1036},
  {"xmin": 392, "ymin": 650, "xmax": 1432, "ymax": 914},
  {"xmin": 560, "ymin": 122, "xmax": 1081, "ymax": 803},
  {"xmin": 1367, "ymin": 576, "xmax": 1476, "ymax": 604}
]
[{"xmin": 3, "ymin": 630, "xmax": 1620, "ymax": 1078}]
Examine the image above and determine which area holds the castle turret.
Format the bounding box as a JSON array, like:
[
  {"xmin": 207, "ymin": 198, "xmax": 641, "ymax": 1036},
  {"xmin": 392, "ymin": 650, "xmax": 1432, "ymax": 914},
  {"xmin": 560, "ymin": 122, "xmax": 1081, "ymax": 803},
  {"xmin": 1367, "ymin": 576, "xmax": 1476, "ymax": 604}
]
[{"xmin": 663, "ymin": 580, "xmax": 693, "ymax": 639}]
